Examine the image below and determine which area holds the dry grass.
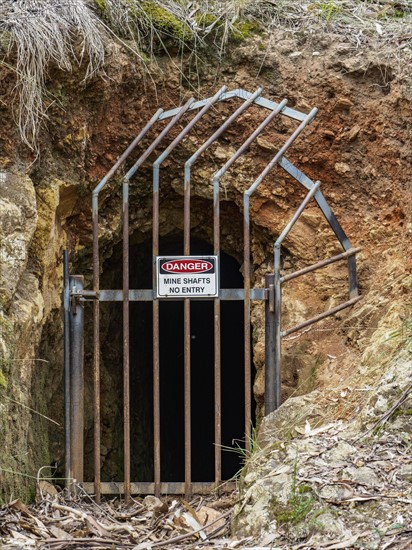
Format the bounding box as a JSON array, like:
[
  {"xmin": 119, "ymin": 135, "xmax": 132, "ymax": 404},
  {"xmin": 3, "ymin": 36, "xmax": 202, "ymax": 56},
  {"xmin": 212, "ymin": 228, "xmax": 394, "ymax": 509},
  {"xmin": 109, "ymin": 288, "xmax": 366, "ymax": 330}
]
[{"xmin": 0, "ymin": 0, "xmax": 411, "ymax": 151}]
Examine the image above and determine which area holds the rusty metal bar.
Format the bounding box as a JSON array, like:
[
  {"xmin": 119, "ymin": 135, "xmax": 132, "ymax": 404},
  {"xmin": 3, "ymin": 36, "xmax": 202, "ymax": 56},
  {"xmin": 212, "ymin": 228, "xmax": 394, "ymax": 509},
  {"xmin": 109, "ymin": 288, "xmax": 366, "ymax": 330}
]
[
  {"xmin": 93, "ymin": 109, "xmax": 164, "ymax": 196},
  {"xmin": 82, "ymin": 481, "xmax": 237, "ymax": 495},
  {"xmin": 69, "ymin": 275, "xmax": 84, "ymax": 484},
  {"xmin": 152, "ymin": 86, "xmax": 228, "ymax": 498},
  {"xmin": 63, "ymin": 250, "xmax": 72, "ymax": 488},
  {"xmin": 182, "ymin": 86, "xmax": 262, "ymax": 491},
  {"xmin": 160, "ymin": 88, "xmax": 306, "ymax": 122},
  {"xmin": 183, "ymin": 298, "xmax": 191, "ymax": 498},
  {"xmin": 271, "ymin": 182, "xmax": 321, "ymax": 411},
  {"xmin": 243, "ymin": 108, "xmax": 318, "ymax": 440},
  {"xmin": 265, "ymin": 275, "xmax": 276, "ymax": 415},
  {"xmin": 281, "ymin": 247, "xmax": 361, "ymax": 283},
  {"xmin": 95, "ymin": 288, "xmax": 267, "ymax": 301},
  {"xmin": 243, "ymin": 193, "xmax": 252, "ymax": 448},
  {"xmin": 92, "ymin": 216, "xmax": 101, "ymax": 501},
  {"xmin": 91, "ymin": 108, "xmax": 163, "ymax": 502},
  {"xmin": 275, "ymin": 182, "xmax": 321, "ymax": 247},
  {"xmin": 122, "ymin": 181, "xmax": 130, "ymax": 502},
  {"xmin": 282, "ymin": 296, "xmax": 363, "ymax": 337}
]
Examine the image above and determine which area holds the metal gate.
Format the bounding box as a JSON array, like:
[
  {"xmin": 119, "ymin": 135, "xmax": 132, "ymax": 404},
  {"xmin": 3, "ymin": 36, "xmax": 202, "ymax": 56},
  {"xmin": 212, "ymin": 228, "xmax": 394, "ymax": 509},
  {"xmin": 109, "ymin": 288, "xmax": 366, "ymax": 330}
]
[{"xmin": 63, "ymin": 88, "xmax": 361, "ymax": 501}]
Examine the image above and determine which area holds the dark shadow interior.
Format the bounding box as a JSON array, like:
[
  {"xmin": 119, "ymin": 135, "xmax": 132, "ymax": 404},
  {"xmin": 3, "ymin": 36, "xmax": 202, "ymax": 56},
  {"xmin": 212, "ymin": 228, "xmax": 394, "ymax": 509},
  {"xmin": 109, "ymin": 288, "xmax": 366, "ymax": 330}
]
[
  {"xmin": 129, "ymin": 235, "xmax": 254, "ymax": 482},
  {"xmin": 94, "ymin": 233, "xmax": 255, "ymax": 483}
]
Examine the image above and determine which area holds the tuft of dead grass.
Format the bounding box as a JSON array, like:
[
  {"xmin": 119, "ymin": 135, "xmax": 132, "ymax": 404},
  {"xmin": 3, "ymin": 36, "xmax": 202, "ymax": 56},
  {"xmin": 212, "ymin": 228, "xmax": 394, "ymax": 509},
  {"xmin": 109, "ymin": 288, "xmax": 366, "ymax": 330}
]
[{"xmin": 0, "ymin": 0, "xmax": 411, "ymax": 151}]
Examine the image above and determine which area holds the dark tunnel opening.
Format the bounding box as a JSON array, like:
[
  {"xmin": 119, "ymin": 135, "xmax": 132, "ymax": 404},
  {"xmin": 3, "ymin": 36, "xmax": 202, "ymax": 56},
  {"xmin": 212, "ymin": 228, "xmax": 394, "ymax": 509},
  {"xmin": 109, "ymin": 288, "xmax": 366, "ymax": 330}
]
[{"xmin": 96, "ymin": 233, "xmax": 255, "ymax": 484}]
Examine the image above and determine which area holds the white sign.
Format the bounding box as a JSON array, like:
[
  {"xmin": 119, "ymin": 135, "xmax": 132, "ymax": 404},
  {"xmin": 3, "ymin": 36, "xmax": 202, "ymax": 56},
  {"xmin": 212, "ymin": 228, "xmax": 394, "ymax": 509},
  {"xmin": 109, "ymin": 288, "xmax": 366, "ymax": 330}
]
[{"xmin": 156, "ymin": 256, "xmax": 218, "ymax": 298}]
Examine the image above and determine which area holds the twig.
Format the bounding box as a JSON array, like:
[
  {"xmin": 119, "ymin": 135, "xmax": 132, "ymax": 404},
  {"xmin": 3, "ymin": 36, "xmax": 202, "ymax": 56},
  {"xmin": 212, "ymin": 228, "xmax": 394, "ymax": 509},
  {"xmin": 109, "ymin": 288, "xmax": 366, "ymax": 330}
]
[
  {"xmin": 5, "ymin": 396, "xmax": 61, "ymax": 426},
  {"xmin": 150, "ymin": 509, "xmax": 232, "ymax": 547},
  {"xmin": 355, "ymin": 381, "xmax": 412, "ymax": 441}
]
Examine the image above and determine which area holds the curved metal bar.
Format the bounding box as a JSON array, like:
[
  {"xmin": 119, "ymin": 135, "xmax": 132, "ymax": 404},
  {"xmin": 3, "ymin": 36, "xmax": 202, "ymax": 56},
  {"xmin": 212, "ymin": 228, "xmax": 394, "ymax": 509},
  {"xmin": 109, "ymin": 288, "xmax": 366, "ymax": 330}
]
[
  {"xmin": 274, "ymin": 181, "xmax": 321, "ymax": 249},
  {"xmin": 271, "ymin": 182, "xmax": 321, "ymax": 411},
  {"xmin": 181, "ymin": 86, "xmax": 263, "ymax": 489},
  {"xmin": 277, "ymin": 156, "xmax": 358, "ymax": 297},
  {"xmin": 241, "ymin": 107, "xmax": 317, "ymax": 439},
  {"xmin": 151, "ymin": 88, "xmax": 228, "ymax": 498},
  {"xmin": 160, "ymin": 88, "xmax": 306, "ymax": 122},
  {"xmin": 93, "ymin": 108, "xmax": 164, "ymax": 197},
  {"xmin": 209, "ymin": 95, "xmax": 287, "ymax": 459}
]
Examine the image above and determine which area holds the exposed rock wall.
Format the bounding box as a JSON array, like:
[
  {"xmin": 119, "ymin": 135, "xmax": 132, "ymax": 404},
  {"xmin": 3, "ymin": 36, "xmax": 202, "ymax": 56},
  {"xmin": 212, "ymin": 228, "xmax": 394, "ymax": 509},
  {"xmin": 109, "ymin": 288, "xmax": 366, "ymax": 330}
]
[{"xmin": 0, "ymin": 33, "xmax": 411, "ymax": 500}]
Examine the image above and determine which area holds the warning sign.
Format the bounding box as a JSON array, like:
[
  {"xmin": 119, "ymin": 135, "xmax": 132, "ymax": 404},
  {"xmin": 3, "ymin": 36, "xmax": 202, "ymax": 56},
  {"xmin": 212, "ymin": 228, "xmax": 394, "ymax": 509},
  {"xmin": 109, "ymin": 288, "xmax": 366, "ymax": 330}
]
[{"xmin": 156, "ymin": 256, "xmax": 218, "ymax": 298}]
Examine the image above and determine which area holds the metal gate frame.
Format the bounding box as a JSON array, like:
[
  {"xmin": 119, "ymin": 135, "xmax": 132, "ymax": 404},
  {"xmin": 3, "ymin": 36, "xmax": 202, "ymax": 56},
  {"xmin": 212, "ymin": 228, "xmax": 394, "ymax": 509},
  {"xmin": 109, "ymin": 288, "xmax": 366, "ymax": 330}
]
[{"xmin": 63, "ymin": 88, "xmax": 361, "ymax": 501}]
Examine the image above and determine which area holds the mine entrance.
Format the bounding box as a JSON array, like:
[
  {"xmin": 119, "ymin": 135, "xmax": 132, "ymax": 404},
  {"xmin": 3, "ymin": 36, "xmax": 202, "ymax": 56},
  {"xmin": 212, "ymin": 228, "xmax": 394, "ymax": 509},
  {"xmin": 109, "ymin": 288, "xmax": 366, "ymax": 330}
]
[
  {"xmin": 128, "ymin": 235, "xmax": 250, "ymax": 484},
  {"xmin": 64, "ymin": 87, "xmax": 360, "ymax": 501}
]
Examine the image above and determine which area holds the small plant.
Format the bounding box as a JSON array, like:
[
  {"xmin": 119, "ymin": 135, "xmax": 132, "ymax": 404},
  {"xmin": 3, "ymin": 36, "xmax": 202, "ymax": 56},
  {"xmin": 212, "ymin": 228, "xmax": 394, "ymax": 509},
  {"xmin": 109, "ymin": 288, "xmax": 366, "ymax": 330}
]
[
  {"xmin": 218, "ymin": 424, "xmax": 260, "ymax": 486},
  {"xmin": 270, "ymin": 457, "xmax": 317, "ymax": 528}
]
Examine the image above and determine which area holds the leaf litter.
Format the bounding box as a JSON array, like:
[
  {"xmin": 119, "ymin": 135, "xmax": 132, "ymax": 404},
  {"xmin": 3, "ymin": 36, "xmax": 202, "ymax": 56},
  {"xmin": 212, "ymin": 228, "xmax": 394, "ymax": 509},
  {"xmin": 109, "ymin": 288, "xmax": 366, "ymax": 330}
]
[{"xmin": 0, "ymin": 488, "xmax": 239, "ymax": 550}]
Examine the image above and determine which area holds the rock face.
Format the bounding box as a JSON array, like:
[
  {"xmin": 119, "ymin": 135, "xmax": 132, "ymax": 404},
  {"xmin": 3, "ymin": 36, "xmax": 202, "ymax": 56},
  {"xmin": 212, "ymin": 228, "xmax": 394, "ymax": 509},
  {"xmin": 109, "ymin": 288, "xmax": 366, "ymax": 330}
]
[
  {"xmin": 0, "ymin": 31, "xmax": 411, "ymax": 500},
  {"xmin": 233, "ymin": 352, "xmax": 412, "ymax": 548}
]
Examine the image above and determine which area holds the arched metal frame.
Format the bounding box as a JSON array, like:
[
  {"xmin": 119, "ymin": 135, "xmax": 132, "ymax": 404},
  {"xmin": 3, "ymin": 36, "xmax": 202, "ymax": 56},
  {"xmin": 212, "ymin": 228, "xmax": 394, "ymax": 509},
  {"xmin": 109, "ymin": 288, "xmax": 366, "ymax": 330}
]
[{"xmin": 63, "ymin": 88, "xmax": 361, "ymax": 501}]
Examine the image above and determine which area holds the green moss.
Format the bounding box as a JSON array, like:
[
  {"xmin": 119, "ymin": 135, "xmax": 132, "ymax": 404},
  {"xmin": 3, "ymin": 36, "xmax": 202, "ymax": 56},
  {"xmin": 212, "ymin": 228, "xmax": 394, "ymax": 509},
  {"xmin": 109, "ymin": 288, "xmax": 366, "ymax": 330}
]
[
  {"xmin": 195, "ymin": 12, "xmax": 219, "ymax": 28},
  {"xmin": 231, "ymin": 20, "xmax": 260, "ymax": 41},
  {"xmin": 141, "ymin": 1, "xmax": 193, "ymax": 41},
  {"xmin": 94, "ymin": 0, "xmax": 108, "ymax": 11}
]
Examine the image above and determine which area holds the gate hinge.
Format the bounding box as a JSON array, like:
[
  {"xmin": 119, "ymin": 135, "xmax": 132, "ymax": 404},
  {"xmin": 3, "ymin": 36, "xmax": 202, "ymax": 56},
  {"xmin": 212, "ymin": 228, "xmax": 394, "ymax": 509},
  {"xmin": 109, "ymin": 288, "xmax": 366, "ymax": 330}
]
[
  {"xmin": 80, "ymin": 290, "xmax": 100, "ymax": 301},
  {"xmin": 70, "ymin": 289, "xmax": 99, "ymax": 313}
]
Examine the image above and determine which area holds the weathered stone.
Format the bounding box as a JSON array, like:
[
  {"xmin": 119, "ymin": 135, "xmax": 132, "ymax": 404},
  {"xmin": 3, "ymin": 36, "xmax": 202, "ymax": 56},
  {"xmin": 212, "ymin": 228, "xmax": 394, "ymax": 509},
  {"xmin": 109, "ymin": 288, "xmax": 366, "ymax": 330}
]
[
  {"xmin": 342, "ymin": 466, "xmax": 382, "ymax": 487},
  {"xmin": 334, "ymin": 161, "xmax": 351, "ymax": 175},
  {"xmin": 397, "ymin": 464, "xmax": 412, "ymax": 482},
  {"xmin": 256, "ymin": 136, "xmax": 276, "ymax": 152},
  {"xmin": 348, "ymin": 124, "xmax": 361, "ymax": 141}
]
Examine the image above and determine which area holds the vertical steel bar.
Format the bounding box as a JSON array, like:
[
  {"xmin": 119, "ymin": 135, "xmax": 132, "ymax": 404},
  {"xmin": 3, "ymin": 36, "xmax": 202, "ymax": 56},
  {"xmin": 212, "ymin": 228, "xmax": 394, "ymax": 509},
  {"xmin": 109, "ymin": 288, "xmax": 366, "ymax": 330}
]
[
  {"xmin": 69, "ymin": 275, "xmax": 84, "ymax": 484},
  {"xmin": 153, "ymin": 193, "xmax": 161, "ymax": 498},
  {"xmin": 182, "ymin": 87, "xmax": 262, "ymax": 468},
  {"xmin": 123, "ymin": 182, "xmax": 130, "ymax": 502},
  {"xmin": 92, "ymin": 195, "xmax": 101, "ymax": 502},
  {"xmin": 152, "ymin": 97, "xmax": 195, "ymax": 498},
  {"xmin": 183, "ymin": 298, "xmax": 191, "ymax": 498},
  {"xmin": 153, "ymin": 88, "xmax": 227, "ymax": 497},
  {"xmin": 273, "ymin": 248, "xmax": 282, "ymax": 409},
  {"xmin": 264, "ymin": 274, "xmax": 276, "ymax": 415},
  {"xmin": 213, "ymin": 180, "xmax": 221, "ymax": 489},
  {"xmin": 243, "ymin": 193, "xmax": 251, "ymax": 452},
  {"xmin": 183, "ymin": 170, "xmax": 191, "ymax": 497},
  {"xmin": 63, "ymin": 250, "xmax": 72, "ymax": 488}
]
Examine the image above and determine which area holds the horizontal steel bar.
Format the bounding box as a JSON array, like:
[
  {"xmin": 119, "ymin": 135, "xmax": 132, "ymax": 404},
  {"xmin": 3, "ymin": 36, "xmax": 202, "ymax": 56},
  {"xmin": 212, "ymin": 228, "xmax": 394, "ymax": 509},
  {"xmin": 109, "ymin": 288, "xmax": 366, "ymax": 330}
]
[
  {"xmin": 159, "ymin": 89, "xmax": 307, "ymax": 122},
  {"xmin": 281, "ymin": 296, "xmax": 362, "ymax": 337},
  {"xmin": 81, "ymin": 481, "xmax": 236, "ymax": 495},
  {"xmin": 281, "ymin": 247, "xmax": 361, "ymax": 283},
  {"xmin": 94, "ymin": 288, "xmax": 266, "ymax": 302}
]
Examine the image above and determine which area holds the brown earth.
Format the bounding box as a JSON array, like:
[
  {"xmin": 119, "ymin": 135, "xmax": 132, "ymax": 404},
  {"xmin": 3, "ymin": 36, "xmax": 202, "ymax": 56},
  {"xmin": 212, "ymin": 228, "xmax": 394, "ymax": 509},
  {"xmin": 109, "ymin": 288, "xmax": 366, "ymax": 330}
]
[{"xmin": 0, "ymin": 31, "xmax": 411, "ymax": 503}]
